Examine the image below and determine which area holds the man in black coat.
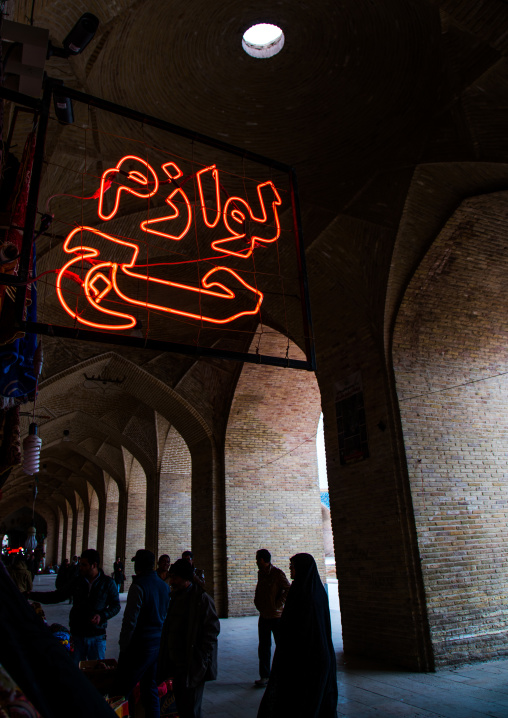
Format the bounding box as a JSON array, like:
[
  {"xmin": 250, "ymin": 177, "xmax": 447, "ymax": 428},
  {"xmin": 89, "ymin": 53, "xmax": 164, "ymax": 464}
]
[
  {"xmin": 158, "ymin": 558, "xmax": 220, "ymax": 718},
  {"xmin": 113, "ymin": 549, "xmax": 170, "ymax": 718},
  {"xmin": 30, "ymin": 548, "xmax": 120, "ymax": 664}
]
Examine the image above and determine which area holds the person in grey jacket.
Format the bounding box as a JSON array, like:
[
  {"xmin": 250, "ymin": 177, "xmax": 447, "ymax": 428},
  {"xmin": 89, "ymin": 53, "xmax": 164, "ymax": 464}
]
[
  {"xmin": 113, "ymin": 549, "xmax": 170, "ymax": 718},
  {"xmin": 157, "ymin": 558, "xmax": 220, "ymax": 718}
]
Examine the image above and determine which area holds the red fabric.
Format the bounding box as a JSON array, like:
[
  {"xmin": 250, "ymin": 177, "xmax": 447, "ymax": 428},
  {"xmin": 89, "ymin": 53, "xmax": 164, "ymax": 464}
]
[{"xmin": 157, "ymin": 678, "xmax": 173, "ymax": 697}]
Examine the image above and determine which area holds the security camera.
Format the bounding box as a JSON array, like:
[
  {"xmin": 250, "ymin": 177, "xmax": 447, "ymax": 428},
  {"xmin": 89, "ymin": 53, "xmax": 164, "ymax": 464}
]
[
  {"xmin": 63, "ymin": 13, "xmax": 99, "ymax": 55},
  {"xmin": 47, "ymin": 13, "xmax": 99, "ymax": 59}
]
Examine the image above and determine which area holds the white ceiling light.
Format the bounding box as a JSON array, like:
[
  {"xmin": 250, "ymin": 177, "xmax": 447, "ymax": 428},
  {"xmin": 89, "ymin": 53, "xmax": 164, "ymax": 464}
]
[{"xmin": 242, "ymin": 23, "xmax": 284, "ymax": 59}]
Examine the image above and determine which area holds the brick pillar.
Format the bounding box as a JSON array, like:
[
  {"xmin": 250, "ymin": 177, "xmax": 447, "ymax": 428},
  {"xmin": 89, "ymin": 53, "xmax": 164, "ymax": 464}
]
[
  {"xmin": 96, "ymin": 496, "xmax": 106, "ymax": 567},
  {"xmin": 61, "ymin": 511, "xmax": 69, "ymax": 562},
  {"xmin": 70, "ymin": 502, "xmax": 77, "ymax": 559},
  {"xmin": 191, "ymin": 437, "xmax": 227, "ymax": 615},
  {"xmin": 145, "ymin": 471, "xmax": 159, "ymax": 555},
  {"xmin": 81, "ymin": 504, "xmax": 90, "ymax": 554},
  {"xmin": 317, "ymin": 352, "xmax": 433, "ymax": 672},
  {"xmin": 103, "ymin": 476, "xmax": 120, "ymax": 576},
  {"xmin": 124, "ymin": 455, "xmax": 146, "ymax": 590}
]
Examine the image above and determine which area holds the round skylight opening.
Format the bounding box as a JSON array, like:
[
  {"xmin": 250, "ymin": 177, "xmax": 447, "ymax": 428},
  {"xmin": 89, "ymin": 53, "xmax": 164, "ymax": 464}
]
[{"xmin": 242, "ymin": 23, "xmax": 284, "ymax": 59}]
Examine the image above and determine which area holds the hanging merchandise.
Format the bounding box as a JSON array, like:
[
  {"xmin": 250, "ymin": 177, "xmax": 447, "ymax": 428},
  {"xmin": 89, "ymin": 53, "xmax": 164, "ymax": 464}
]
[
  {"xmin": 22, "ymin": 422, "xmax": 41, "ymax": 475},
  {"xmin": 0, "ymin": 130, "xmax": 39, "ymax": 401}
]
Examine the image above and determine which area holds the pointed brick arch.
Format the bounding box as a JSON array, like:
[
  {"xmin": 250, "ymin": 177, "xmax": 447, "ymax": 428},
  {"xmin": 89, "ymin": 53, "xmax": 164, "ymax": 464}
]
[
  {"xmin": 41, "ymin": 352, "xmax": 223, "ymax": 602},
  {"xmin": 225, "ymin": 328, "xmax": 325, "ymax": 615},
  {"xmin": 40, "ymin": 410, "xmax": 146, "ymax": 484},
  {"xmin": 38, "ymin": 352, "xmax": 213, "ymax": 449},
  {"xmin": 393, "ymin": 191, "xmax": 508, "ymax": 666}
]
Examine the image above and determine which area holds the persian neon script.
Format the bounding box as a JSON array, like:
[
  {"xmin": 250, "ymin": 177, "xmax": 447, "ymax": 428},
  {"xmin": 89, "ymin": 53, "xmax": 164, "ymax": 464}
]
[{"xmin": 55, "ymin": 155, "xmax": 283, "ymax": 330}]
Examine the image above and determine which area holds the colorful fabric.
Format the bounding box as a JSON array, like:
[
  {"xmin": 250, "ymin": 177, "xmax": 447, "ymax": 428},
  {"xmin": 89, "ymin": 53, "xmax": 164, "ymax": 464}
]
[
  {"xmin": 0, "ymin": 130, "xmax": 38, "ymax": 402},
  {"xmin": 0, "ymin": 663, "xmax": 42, "ymax": 718}
]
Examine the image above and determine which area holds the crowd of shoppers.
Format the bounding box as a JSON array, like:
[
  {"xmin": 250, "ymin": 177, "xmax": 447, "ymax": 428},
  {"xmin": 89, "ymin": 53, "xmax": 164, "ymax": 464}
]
[{"xmin": 2, "ymin": 544, "xmax": 337, "ymax": 717}]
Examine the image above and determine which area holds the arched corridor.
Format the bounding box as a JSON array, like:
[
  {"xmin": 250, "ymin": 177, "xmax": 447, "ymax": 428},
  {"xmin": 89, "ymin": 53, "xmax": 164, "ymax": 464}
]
[{"xmin": 3, "ymin": 0, "xmax": 508, "ymax": 683}]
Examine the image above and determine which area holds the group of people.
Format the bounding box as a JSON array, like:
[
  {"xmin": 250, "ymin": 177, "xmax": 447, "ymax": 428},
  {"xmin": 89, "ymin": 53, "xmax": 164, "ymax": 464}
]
[
  {"xmin": 7, "ymin": 544, "xmax": 337, "ymax": 718},
  {"xmin": 114, "ymin": 549, "xmax": 217, "ymax": 718},
  {"xmin": 28, "ymin": 547, "xmax": 218, "ymax": 718},
  {"xmin": 254, "ymin": 549, "xmax": 338, "ymax": 718}
]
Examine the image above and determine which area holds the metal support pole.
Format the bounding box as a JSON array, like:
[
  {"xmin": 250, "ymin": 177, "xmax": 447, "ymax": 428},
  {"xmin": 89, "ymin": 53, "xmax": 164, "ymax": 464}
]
[
  {"xmin": 14, "ymin": 79, "xmax": 52, "ymax": 322},
  {"xmin": 289, "ymin": 168, "xmax": 316, "ymax": 371}
]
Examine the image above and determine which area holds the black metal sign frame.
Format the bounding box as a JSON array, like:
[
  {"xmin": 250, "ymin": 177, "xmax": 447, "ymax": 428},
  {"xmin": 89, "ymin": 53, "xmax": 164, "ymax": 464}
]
[{"xmin": 0, "ymin": 79, "xmax": 316, "ymax": 371}]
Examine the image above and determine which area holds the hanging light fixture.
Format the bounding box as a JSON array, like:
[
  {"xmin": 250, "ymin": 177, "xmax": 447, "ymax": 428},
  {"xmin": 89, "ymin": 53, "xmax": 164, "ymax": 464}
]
[{"xmin": 23, "ymin": 423, "xmax": 42, "ymax": 475}]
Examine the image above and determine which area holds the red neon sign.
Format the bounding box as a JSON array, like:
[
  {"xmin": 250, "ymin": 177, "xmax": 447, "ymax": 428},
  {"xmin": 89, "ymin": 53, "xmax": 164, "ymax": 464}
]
[{"xmin": 55, "ymin": 155, "xmax": 282, "ymax": 330}]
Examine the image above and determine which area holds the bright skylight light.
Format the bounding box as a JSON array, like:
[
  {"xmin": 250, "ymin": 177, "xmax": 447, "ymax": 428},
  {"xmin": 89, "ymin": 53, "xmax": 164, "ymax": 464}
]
[{"xmin": 242, "ymin": 23, "xmax": 284, "ymax": 59}]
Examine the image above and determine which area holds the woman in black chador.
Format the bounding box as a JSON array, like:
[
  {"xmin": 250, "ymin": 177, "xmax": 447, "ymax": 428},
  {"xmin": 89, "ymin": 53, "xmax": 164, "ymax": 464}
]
[{"xmin": 257, "ymin": 553, "xmax": 338, "ymax": 718}]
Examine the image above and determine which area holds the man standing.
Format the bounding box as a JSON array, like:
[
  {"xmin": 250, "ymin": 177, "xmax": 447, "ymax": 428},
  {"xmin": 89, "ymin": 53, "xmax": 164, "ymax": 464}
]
[
  {"xmin": 182, "ymin": 550, "xmax": 205, "ymax": 589},
  {"xmin": 55, "ymin": 558, "xmax": 70, "ymax": 590},
  {"xmin": 114, "ymin": 549, "xmax": 170, "ymax": 718},
  {"xmin": 30, "ymin": 548, "xmax": 120, "ymax": 664},
  {"xmin": 253, "ymin": 548, "xmax": 290, "ymax": 687},
  {"xmin": 156, "ymin": 553, "xmax": 171, "ymax": 586},
  {"xmin": 158, "ymin": 558, "xmax": 220, "ymax": 718},
  {"xmin": 113, "ymin": 557, "xmax": 125, "ymax": 594}
]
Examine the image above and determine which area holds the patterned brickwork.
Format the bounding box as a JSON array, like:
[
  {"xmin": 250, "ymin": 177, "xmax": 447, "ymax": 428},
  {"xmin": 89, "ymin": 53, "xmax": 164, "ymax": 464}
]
[{"xmin": 393, "ymin": 194, "xmax": 508, "ymax": 666}]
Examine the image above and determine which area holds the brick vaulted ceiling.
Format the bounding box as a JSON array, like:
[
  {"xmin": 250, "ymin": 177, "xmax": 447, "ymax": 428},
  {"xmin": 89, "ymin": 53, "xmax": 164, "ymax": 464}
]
[{"xmin": 4, "ymin": 0, "xmax": 508, "ymax": 516}]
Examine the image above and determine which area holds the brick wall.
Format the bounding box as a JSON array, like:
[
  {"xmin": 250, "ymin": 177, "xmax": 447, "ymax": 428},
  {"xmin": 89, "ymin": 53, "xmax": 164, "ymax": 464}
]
[
  {"xmin": 89, "ymin": 485, "xmax": 100, "ymax": 553},
  {"xmin": 393, "ymin": 195, "xmax": 508, "ymax": 665},
  {"xmin": 158, "ymin": 426, "xmax": 192, "ymax": 560},
  {"xmin": 103, "ymin": 475, "xmax": 119, "ymax": 577},
  {"xmin": 75, "ymin": 492, "xmax": 85, "ymax": 555},
  {"xmin": 225, "ymin": 330, "xmax": 325, "ymax": 616},
  {"xmin": 124, "ymin": 452, "xmax": 146, "ymax": 590},
  {"xmin": 65, "ymin": 500, "xmax": 73, "ymax": 559},
  {"xmin": 56, "ymin": 507, "xmax": 64, "ymax": 563},
  {"xmin": 43, "ymin": 508, "xmax": 57, "ymax": 565}
]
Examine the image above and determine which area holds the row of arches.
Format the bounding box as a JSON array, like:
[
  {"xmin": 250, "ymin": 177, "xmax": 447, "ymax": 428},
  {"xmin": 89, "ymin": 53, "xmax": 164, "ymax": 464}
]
[
  {"xmin": 2, "ymin": 331, "xmax": 325, "ymax": 616},
  {"xmin": 2, "ymin": 188, "xmax": 508, "ymax": 667}
]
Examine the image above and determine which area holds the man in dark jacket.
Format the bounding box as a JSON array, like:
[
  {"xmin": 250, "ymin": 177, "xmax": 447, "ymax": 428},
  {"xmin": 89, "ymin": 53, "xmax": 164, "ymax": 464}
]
[
  {"xmin": 158, "ymin": 558, "xmax": 220, "ymax": 718},
  {"xmin": 253, "ymin": 548, "xmax": 290, "ymax": 686},
  {"xmin": 30, "ymin": 548, "xmax": 120, "ymax": 665},
  {"xmin": 113, "ymin": 549, "xmax": 170, "ymax": 718}
]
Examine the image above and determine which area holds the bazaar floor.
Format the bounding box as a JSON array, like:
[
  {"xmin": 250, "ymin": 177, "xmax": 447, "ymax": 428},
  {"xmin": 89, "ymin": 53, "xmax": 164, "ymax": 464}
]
[{"xmin": 32, "ymin": 575, "xmax": 508, "ymax": 717}]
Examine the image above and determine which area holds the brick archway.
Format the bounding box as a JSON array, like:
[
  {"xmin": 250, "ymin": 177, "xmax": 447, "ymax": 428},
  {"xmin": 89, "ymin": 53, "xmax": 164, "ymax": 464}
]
[
  {"xmin": 225, "ymin": 328, "xmax": 324, "ymax": 616},
  {"xmin": 393, "ymin": 191, "xmax": 508, "ymax": 665}
]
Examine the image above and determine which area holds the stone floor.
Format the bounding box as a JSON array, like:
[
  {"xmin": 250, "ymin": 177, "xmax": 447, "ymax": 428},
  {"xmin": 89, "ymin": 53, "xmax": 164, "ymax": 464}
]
[{"xmin": 32, "ymin": 575, "xmax": 508, "ymax": 717}]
